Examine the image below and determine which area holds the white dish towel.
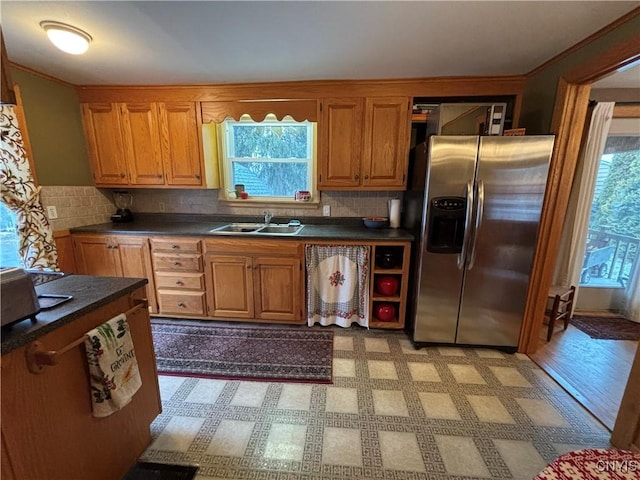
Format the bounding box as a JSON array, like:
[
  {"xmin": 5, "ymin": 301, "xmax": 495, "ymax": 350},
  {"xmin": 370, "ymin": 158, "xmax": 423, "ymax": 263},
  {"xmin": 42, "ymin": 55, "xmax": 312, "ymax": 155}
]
[
  {"xmin": 306, "ymin": 245, "xmax": 370, "ymax": 328},
  {"xmin": 84, "ymin": 313, "xmax": 142, "ymax": 418}
]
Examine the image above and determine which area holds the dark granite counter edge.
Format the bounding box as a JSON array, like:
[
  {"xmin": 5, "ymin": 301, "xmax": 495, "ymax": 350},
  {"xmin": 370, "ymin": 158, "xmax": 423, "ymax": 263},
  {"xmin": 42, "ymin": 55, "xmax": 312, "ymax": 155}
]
[
  {"xmin": 1, "ymin": 277, "xmax": 148, "ymax": 354},
  {"xmin": 71, "ymin": 213, "xmax": 416, "ymax": 241}
]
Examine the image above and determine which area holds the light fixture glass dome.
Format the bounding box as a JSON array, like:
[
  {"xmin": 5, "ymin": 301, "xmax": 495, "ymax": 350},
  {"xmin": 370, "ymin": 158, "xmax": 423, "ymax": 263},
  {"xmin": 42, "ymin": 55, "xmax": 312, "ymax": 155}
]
[{"xmin": 40, "ymin": 21, "xmax": 92, "ymax": 55}]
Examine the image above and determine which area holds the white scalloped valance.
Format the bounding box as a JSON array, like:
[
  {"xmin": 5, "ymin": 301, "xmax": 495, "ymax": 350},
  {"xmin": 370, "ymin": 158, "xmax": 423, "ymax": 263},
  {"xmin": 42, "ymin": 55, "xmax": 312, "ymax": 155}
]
[{"xmin": 201, "ymin": 100, "xmax": 318, "ymax": 123}]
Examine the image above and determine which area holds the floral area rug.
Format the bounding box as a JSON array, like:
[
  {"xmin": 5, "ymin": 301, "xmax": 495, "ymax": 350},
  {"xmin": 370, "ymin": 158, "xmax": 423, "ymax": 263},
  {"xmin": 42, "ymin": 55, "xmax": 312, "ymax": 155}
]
[
  {"xmin": 570, "ymin": 315, "xmax": 640, "ymax": 340},
  {"xmin": 151, "ymin": 322, "xmax": 333, "ymax": 383}
]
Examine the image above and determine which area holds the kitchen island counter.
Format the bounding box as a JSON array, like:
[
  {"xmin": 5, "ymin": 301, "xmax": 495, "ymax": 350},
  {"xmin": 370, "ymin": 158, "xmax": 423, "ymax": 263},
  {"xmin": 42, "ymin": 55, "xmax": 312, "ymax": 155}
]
[
  {"xmin": 1, "ymin": 276, "xmax": 160, "ymax": 480},
  {"xmin": 1, "ymin": 275, "xmax": 147, "ymax": 354}
]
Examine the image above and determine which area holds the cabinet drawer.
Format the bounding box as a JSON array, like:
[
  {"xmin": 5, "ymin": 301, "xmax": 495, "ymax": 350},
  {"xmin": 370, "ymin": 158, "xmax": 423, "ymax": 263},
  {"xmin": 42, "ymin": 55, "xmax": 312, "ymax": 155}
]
[
  {"xmin": 151, "ymin": 238, "xmax": 202, "ymax": 253},
  {"xmin": 155, "ymin": 272, "xmax": 205, "ymax": 290},
  {"xmin": 153, "ymin": 253, "xmax": 202, "ymax": 272},
  {"xmin": 157, "ymin": 290, "xmax": 206, "ymax": 316}
]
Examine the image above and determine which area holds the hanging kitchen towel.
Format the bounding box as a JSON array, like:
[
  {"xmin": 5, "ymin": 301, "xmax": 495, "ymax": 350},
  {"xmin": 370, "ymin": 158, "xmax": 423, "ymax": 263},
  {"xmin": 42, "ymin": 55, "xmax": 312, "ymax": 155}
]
[
  {"xmin": 84, "ymin": 314, "xmax": 142, "ymax": 418},
  {"xmin": 306, "ymin": 245, "xmax": 370, "ymax": 328}
]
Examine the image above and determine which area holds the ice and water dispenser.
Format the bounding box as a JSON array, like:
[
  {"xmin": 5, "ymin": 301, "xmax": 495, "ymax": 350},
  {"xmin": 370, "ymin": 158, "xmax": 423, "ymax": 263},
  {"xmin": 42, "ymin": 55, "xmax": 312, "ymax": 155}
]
[{"xmin": 426, "ymin": 196, "xmax": 466, "ymax": 253}]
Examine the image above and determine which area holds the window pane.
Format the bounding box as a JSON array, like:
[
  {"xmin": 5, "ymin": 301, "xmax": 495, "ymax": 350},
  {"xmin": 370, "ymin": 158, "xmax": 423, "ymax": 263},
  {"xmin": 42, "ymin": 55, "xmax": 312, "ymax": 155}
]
[
  {"xmin": 580, "ymin": 136, "xmax": 640, "ymax": 287},
  {"xmin": 230, "ymin": 124, "xmax": 309, "ymax": 159},
  {"xmin": 0, "ymin": 203, "xmax": 22, "ymax": 268},
  {"xmin": 232, "ymin": 162, "xmax": 309, "ymax": 197}
]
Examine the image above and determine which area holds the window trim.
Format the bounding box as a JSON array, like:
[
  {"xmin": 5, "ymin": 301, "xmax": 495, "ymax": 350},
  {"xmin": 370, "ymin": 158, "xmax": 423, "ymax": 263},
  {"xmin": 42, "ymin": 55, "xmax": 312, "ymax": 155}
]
[{"xmin": 217, "ymin": 115, "xmax": 318, "ymax": 204}]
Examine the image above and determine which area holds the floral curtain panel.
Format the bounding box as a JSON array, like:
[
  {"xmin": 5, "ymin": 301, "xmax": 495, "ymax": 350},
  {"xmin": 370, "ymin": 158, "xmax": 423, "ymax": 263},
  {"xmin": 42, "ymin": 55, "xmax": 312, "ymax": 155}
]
[
  {"xmin": 0, "ymin": 104, "xmax": 58, "ymax": 270},
  {"xmin": 306, "ymin": 245, "xmax": 369, "ymax": 328}
]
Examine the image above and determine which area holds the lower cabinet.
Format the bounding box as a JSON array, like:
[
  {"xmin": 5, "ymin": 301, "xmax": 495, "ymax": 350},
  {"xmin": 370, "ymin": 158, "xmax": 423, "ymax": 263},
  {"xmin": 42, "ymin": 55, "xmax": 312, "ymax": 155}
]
[
  {"xmin": 305, "ymin": 240, "xmax": 410, "ymax": 329},
  {"xmin": 204, "ymin": 239, "xmax": 303, "ymax": 324},
  {"xmin": 72, "ymin": 233, "xmax": 157, "ymax": 313},
  {"xmin": 150, "ymin": 237, "xmax": 206, "ymax": 317},
  {"xmin": 369, "ymin": 242, "xmax": 411, "ymax": 329},
  {"xmin": 71, "ymin": 233, "xmax": 409, "ymax": 328}
]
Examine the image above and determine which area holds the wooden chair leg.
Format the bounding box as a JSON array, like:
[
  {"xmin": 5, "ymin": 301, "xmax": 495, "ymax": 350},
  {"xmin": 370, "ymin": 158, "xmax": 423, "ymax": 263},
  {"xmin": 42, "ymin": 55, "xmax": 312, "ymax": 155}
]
[{"xmin": 547, "ymin": 295, "xmax": 561, "ymax": 342}]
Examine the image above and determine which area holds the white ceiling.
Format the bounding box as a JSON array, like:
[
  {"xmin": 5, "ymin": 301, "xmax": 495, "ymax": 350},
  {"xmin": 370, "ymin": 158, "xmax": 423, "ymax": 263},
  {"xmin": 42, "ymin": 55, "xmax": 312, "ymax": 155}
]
[{"xmin": 1, "ymin": 1, "xmax": 639, "ymax": 87}]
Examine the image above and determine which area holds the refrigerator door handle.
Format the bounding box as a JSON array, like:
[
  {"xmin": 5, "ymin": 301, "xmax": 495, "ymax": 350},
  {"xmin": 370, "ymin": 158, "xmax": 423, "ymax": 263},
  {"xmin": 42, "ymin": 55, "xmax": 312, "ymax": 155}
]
[
  {"xmin": 468, "ymin": 179, "xmax": 485, "ymax": 270},
  {"xmin": 457, "ymin": 180, "xmax": 474, "ymax": 270}
]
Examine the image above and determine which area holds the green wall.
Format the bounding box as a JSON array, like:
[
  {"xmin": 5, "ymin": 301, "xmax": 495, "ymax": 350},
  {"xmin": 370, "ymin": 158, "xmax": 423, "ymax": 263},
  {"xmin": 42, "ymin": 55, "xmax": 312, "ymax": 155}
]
[
  {"xmin": 11, "ymin": 68, "xmax": 92, "ymax": 185},
  {"xmin": 520, "ymin": 13, "xmax": 640, "ymax": 134}
]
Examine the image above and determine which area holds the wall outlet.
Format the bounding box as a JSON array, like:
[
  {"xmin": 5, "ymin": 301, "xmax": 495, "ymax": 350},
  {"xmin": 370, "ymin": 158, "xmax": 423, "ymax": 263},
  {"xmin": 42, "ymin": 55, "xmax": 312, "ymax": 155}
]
[
  {"xmin": 46, "ymin": 206, "xmax": 58, "ymax": 219},
  {"xmin": 158, "ymin": 202, "xmax": 166, "ymax": 212},
  {"xmin": 322, "ymin": 205, "xmax": 331, "ymax": 216}
]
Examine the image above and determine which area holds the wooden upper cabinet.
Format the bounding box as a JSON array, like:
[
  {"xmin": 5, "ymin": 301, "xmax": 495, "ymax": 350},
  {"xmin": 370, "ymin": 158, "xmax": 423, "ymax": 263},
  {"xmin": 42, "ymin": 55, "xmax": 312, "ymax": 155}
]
[
  {"xmin": 159, "ymin": 102, "xmax": 203, "ymax": 186},
  {"xmin": 81, "ymin": 103, "xmax": 128, "ymax": 186},
  {"xmin": 81, "ymin": 101, "xmax": 204, "ymax": 188},
  {"xmin": 120, "ymin": 103, "xmax": 164, "ymax": 185},
  {"xmin": 318, "ymin": 96, "xmax": 411, "ymax": 190},
  {"xmin": 318, "ymin": 98, "xmax": 363, "ymax": 188},
  {"xmin": 362, "ymin": 97, "xmax": 411, "ymax": 188}
]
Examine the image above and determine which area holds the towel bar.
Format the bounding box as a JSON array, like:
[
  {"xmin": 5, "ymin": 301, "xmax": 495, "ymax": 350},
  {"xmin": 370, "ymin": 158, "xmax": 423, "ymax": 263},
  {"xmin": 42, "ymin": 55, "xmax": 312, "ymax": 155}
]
[{"xmin": 25, "ymin": 299, "xmax": 148, "ymax": 375}]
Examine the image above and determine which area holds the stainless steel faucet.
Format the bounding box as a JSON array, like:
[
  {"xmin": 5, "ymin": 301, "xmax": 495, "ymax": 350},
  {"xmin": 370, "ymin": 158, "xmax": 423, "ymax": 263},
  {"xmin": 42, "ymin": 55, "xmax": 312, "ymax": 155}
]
[{"xmin": 264, "ymin": 211, "xmax": 273, "ymax": 224}]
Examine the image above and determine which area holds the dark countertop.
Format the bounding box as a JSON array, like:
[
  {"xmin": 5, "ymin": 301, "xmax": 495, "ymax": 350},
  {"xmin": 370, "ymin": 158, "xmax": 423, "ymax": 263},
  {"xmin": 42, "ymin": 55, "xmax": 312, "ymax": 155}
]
[
  {"xmin": 1, "ymin": 275, "xmax": 147, "ymax": 354},
  {"xmin": 70, "ymin": 213, "xmax": 415, "ymax": 241}
]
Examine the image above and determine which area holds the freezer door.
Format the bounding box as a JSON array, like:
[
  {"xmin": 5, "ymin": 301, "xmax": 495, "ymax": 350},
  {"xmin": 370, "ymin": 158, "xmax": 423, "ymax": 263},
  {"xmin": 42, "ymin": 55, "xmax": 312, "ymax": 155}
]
[
  {"xmin": 413, "ymin": 136, "xmax": 478, "ymax": 343},
  {"xmin": 456, "ymin": 136, "xmax": 555, "ymax": 347}
]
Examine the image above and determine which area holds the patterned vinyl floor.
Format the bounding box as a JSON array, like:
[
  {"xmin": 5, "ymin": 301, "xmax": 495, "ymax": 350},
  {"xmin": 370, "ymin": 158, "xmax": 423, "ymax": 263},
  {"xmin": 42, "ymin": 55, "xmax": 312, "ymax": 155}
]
[{"xmin": 140, "ymin": 326, "xmax": 612, "ymax": 479}]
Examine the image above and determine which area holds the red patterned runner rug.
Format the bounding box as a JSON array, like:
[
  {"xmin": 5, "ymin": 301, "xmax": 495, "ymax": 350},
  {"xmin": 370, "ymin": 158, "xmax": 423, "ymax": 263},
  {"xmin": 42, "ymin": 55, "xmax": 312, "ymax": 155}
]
[
  {"xmin": 533, "ymin": 448, "xmax": 640, "ymax": 479},
  {"xmin": 151, "ymin": 322, "xmax": 333, "ymax": 383}
]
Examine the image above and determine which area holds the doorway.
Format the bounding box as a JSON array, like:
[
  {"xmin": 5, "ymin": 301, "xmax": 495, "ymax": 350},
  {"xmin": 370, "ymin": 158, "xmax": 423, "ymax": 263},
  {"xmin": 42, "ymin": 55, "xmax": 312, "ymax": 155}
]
[{"xmin": 531, "ymin": 69, "xmax": 640, "ymax": 431}]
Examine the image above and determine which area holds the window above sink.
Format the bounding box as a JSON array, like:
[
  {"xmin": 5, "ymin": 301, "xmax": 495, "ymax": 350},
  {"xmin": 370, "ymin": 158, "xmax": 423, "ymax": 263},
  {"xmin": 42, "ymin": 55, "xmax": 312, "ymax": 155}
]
[{"xmin": 214, "ymin": 114, "xmax": 318, "ymax": 204}]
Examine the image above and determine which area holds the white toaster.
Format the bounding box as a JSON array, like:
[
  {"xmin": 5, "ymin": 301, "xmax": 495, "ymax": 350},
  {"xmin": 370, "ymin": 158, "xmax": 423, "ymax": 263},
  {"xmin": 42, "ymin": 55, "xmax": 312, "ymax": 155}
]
[{"xmin": 0, "ymin": 267, "xmax": 40, "ymax": 326}]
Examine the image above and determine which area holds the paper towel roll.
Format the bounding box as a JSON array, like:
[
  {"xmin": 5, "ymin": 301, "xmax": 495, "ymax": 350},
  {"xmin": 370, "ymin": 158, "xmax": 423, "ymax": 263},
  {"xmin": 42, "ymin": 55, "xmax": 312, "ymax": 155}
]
[{"xmin": 388, "ymin": 199, "xmax": 401, "ymax": 229}]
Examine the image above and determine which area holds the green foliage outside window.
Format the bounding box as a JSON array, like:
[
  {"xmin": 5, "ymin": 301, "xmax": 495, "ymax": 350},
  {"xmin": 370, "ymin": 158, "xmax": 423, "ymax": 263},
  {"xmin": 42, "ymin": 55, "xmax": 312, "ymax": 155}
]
[
  {"xmin": 590, "ymin": 137, "xmax": 640, "ymax": 238},
  {"xmin": 224, "ymin": 118, "xmax": 315, "ymax": 199}
]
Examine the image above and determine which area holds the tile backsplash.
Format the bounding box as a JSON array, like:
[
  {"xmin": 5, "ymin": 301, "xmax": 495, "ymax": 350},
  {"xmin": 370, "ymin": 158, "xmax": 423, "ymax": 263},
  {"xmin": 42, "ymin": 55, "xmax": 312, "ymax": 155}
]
[
  {"xmin": 40, "ymin": 186, "xmax": 114, "ymax": 231},
  {"xmin": 126, "ymin": 189, "xmax": 402, "ymax": 219},
  {"xmin": 40, "ymin": 186, "xmax": 403, "ymax": 231}
]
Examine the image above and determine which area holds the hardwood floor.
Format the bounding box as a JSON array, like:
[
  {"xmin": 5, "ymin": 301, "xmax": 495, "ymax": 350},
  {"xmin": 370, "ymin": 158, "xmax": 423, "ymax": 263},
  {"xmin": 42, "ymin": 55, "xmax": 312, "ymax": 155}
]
[{"xmin": 530, "ymin": 320, "xmax": 638, "ymax": 431}]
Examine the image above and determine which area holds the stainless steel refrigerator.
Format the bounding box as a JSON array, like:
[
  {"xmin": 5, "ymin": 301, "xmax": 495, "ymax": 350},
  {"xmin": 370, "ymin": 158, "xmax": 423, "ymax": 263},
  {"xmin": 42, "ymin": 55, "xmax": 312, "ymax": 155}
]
[{"xmin": 407, "ymin": 135, "xmax": 555, "ymax": 351}]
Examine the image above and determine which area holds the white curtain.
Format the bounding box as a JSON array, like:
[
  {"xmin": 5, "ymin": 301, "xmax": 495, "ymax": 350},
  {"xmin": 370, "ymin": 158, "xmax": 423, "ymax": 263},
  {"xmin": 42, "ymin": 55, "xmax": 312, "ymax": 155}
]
[{"xmin": 553, "ymin": 102, "xmax": 614, "ymax": 297}]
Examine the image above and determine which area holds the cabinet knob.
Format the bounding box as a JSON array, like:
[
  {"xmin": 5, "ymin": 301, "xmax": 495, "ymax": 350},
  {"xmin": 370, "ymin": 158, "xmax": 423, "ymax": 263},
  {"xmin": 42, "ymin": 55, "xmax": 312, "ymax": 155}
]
[
  {"xmin": 120, "ymin": 172, "xmax": 126, "ymax": 178},
  {"xmin": 173, "ymin": 261, "xmax": 181, "ymax": 266},
  {"xmin": 364, "ymin": 174, "xmax": 369, "ymax": 180},
  {"xmin": 354, "ymin": 174, "xmax": 360, "ymax": 180},
  {"xmin": 157, "ymin": 173, "xmax": 163, "ymax": 179},
  {"xmin": 195, "ymin": 173, "xmax": 201, "ymax": 179}
]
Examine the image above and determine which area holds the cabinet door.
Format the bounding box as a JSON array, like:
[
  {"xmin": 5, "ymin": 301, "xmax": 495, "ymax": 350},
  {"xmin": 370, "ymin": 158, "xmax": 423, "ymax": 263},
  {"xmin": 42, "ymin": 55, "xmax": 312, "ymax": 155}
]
[
  {"xmin": 72, "ymin": 234, "xmax": 121, "ymax": 276},
  {"xmin": 115, "ymin": 235, "xmax": 158, "ymax": 313},
  {"xmin": 159, "ymin": 102, "xmax": 204, "ymax": 186},
  {"xmin": 318, "ymin": 98, "xmax": 363, "ymax": 188},
  {"xmin": 120, "ymin": 103, "xmax": 164, "ymax": 185},
  {"xmin": 81, "ymin": 103, "xmax": 128, "ymax": 186},
  {"xmin": 362, "ymin": 97, "xmax": 411, "ymax": 189},
  {"xmin": 253, "ymin": 256, "xmax": 301, "ymax": 323},
  {"xmin": 205, "ymin": 255, "xmax": 254, "ymax": 318}
]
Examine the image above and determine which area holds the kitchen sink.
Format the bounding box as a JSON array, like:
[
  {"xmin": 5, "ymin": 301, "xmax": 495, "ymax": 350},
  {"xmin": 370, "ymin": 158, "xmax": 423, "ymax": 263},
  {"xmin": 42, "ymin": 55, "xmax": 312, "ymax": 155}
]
[
  {"xmin": 209, "ymin": 223, "xmax": 265, "ymax": 233},
  {"xmin": 208, "ymin": 223, "xmax": 304, "ymax": 236},
  {"xmin": 257, "ymin": 224, "xmax": 304, "ymax": 235}
]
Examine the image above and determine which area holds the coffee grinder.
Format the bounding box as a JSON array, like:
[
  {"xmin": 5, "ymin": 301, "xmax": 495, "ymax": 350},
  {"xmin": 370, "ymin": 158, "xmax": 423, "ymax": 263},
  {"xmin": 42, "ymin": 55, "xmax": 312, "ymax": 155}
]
[{"xmin": 111, "ymin": 191, "xmax": 134, "ymax": 223}]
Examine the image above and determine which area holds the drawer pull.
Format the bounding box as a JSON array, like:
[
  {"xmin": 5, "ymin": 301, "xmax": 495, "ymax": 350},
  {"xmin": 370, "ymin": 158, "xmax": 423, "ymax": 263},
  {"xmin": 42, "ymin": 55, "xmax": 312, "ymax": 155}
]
[
  {"xmin": 172, "ymin": 245, "xmax": 180, "ymax": 249},
  {"xmin": 175, "ymin": 280, "xmax": 184, "ymax": 286},
  {"xmin": 178, "ymin": 302, "xmax": 186, "ymax": 308},
  {"xmin": 173, "ymin": 261, "xmax": 182, "ymax": 266}
]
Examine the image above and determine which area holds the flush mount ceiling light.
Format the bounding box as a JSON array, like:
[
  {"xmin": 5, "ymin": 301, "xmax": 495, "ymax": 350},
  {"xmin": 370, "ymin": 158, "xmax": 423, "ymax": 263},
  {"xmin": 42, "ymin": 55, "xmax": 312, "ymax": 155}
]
[{"xmin": 40, "ymin": 21, "xmax": 92, "ymax": 55}]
